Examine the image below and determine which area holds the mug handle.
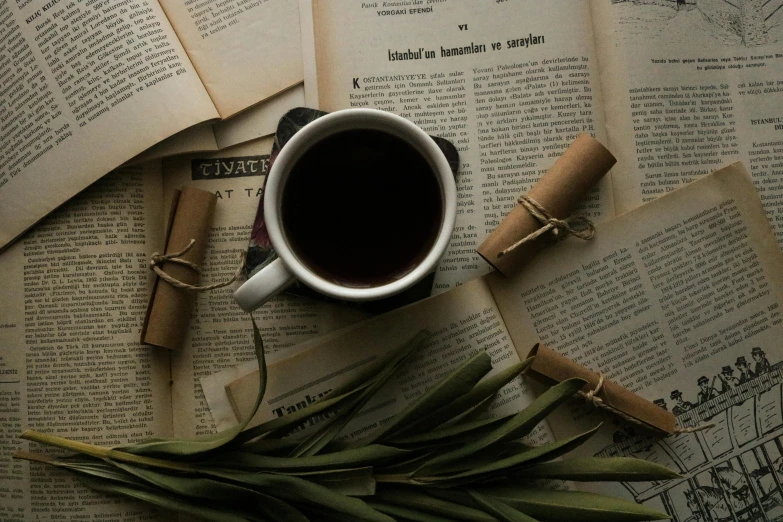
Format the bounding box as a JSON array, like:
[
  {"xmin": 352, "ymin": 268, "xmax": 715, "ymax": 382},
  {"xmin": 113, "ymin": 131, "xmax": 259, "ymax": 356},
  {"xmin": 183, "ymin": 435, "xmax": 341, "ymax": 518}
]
[{"xmin": 234, "ymin": 258, "xmax": 296, "ymax": 312}]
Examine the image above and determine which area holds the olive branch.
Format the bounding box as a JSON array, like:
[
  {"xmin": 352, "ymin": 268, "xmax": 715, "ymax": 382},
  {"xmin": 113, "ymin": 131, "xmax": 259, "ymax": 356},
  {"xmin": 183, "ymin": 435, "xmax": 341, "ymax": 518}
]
[{"xmin": 16, "ymin": 320, "xmax": 675, "ymax": 521}]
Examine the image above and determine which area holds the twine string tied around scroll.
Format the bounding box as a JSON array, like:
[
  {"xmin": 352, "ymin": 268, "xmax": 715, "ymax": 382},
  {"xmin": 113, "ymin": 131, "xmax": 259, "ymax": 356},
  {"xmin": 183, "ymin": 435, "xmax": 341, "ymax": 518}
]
[
  {"xmin": 498, "ymin": 195, "xmax": 596, "ymax": 258},
  {"xmin": 150, "ymin": 239, "xmax": 245, "ymax": 292},
  {"xmin": 581, "ymin": 373, "xmax": 715, "ymax": 436}
]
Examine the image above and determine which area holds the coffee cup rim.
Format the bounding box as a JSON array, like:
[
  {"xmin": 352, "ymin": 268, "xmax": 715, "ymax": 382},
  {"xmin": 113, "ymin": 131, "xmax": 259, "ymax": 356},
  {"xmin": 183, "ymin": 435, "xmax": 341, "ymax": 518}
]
[{"xmin": 264, "ymin": 108, "xmax": 457, "ymax": 301}]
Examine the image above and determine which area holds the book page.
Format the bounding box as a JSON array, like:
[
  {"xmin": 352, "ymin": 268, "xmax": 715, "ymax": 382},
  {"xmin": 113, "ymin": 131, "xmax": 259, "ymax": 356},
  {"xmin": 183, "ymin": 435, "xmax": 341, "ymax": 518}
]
[
  {"xmin": 212, "ymin": 84, "xmax": 306, "ymax": 150},
  {"xmin": 299, "ymin": 0, "xmax": 316, "ymax": 108},
  {"xmin": 592, "ymin": 0, "xmax": 783, "ymax": 249},
  {"xmin": 0, "ymin": 162, "xmax": 172, "ymax": 522},
  {"xmin": 159, "ymin": 0, "xmax": 303, "ymax": 119},
  {"xmin": 219, "ymin": 278, "xmax": 554, "ymax": 449},
  {"xmin": 129, "ymin": 123, "xmax": 219, "ymax": 164},
  {"xmin": 159, "ymin": 138, "xmax": 368, "ymax": 438},
  {"xmin": 488, "ymin": 163, "xmax": 783, "ymax": 520},
  {"xmin": 306, "ymin": 0, "xmax": 614, "ymax": 293},
  {"xmin": 0, "ymin": 0, "xmax": 219, "ymax": 252}
]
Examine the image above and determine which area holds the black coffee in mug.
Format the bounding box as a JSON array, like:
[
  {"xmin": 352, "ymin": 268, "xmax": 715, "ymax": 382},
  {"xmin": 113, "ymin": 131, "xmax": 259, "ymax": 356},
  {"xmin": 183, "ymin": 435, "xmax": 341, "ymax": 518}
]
[{"xmin": 281, "ymin": 129, "xmax": 444, "ymax": 287}]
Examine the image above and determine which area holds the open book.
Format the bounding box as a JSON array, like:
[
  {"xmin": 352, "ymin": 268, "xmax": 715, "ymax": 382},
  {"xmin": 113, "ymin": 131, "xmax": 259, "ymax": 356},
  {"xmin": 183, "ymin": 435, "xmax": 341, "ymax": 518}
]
[
  {"xmin": 0, "ymin": 0, "xmax": 304, "ymax": 252},
  {"xmin": 300, "ymin": 0, "xmax": 783, "ymax": 292},
  {"xmin": 213, "ymin": 164, "xmax": 783, "ymax": 521}
]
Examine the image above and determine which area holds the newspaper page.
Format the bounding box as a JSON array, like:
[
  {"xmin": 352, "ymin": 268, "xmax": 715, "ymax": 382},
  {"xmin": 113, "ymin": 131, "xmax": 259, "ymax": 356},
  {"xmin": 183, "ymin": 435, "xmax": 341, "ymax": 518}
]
[
  {"xmin": 212, "ymin": 84, "xmax": 306, "ymax": 150},
  {"xmin": 131, "ymin": 84, "xmax": 309, "ymax": 161},
  {"xmin": 487, "ymin": 163, "xmax": 783, "ymax": 521},
  {"xmin": 304, "ymin": 0, "xmax": 615, "ymax": 293},
  {"xmin": 0, "ymin": 0, "xmax": 219, "ymax": 252},
  {"xmin": 592, "ymin": 0, "xmax": 783, "ymax": 249},
  {"xmin": 129, "ymin": 123, "xmax": 219, "ymax": 164},
  {"xmin": 0, "ymin": 162, "xmax": 172, "ymax": 522},
  {"xmin": 160, "ymin": 138, "xmax": 368, "ymax": 439},
  {"xmin": 219, "ymin": 277, "xmax": 555, "ymax": 449},
  {"xmin": 158, "ymin": 0, "xmax": 303, "ymax": 119}
]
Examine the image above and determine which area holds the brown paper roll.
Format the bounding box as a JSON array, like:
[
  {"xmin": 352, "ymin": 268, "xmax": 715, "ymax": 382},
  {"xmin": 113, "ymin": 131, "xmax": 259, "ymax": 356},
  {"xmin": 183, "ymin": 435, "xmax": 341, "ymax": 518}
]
[
  {"xmin": 477, "ymin": 134, "xmax": 616, "ymax": 276},
  {"xmin": 526, "ymin": 344, "xmax": 676, "ymax": 434},
  {"xmin": 141, "ymin": 187, "xmax": 217, "ymax": 350}
]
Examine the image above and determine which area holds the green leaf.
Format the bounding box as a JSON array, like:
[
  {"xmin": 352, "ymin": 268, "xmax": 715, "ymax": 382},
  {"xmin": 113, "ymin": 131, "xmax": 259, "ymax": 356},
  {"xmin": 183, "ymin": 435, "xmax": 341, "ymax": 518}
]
[
  {"xmin": 414, "ymin": 377, "xmax": 586, "ymax": 475},
  {"xmin": 289, "ymin": 407, "xmax": 358, "ymax": 457},
  {"xmin": 417, "ymin": 425, "xmax": 600, "ymax": 485},
  {"xmin": 467, "ymin": 490, "xmax": 541, "ymax": 522},
  {"xmin": 478, "ymin": 487, "xmax": 671, "ymax": 522},
  {"xmin": 367, "ymin": 501, "xmax": 457, "ymax": 522},
  {"xmin": 311, "ymin": 475, "xmax": 377, "ymax": 496},
  {"xmin": 113, "ymin": 461, "xmax": 254, "ymax": 501},
  {"xmin": 287, "ymin": 467, "xmax": 377, "ymax": 496},
  {"xmin": 298, "ymin": 506, "xmax": 366, "ymax": 522},
  {"xmin": 112, "ymin": 462, "xmax": 308, "ymax": 522},
  {"xmin": 74, "ymin": 474, "xmax": 255, "ymax": 522},
  {"xmin": 247, "ymin": 491, "xmax": 311, "ymax": 522},
  {"xmin": 373, "ymin": 486, "xmax": 496, "ymax": 522},
  {"xmin": 414, "ymin": 443, "xmax": 509, "ymax": 476},
  {"xmin": 390, "ymin": 416, "xmax": 508, "ymax": 448},
  {"xmin": 286, "ymin": 466, "xmax": 375, "ymax": 480},
  {"xmin": 120, "ymin": 316, "xmax": 267, "ymax": 457},
  {"xmin": 392, "ymin": 357, "xmax": 533, "ymax": 439},
  {"xmin": 374, "ymin": 451, "xmax": 439, "ymax": 477},
  {"xmin": 206, "ymin": 445, "xmax": 409, "ymax": 470},
  {"xmin": 451, "ymin": 393, "xmax": 499, "ymax": 425},
  {"xmin": 205, "ymin": 470, "xmax": 394, "ymax": 522},
  {"xmin": 242, "ymin": 438, "xmax": 302, "ymax": 454},
  {"xmin": 502, "ymin": 441, "xmax": 534, "ymax": 453},
  {"xmin": 518, "ymin": 457, "xmax": 680, "ymax": 482},
  {"xmin": 360, "ymin": 352, "xmax": 494, "ymax": 445},
  {"xmin": 414, "ymin": 441, "xmax": 530, "ymax": 478},
  {"xmin": 419, "ymin": 487, "xmax": 479, "ymax": 507},
  {"xmin": 18, "ymin": 431, "xmax": 195, "ymax": 472}
]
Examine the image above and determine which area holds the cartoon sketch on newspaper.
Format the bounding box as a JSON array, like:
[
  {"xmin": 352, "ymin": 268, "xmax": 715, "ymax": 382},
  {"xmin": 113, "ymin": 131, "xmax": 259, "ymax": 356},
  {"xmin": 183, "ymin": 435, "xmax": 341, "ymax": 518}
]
[
  {"xmin": 610, "ymin": 0, "xmax": 783, "ymax": 48},
  {"xmin": 600, "ymin": 351, "xmax": 783, "ymax": 521}
]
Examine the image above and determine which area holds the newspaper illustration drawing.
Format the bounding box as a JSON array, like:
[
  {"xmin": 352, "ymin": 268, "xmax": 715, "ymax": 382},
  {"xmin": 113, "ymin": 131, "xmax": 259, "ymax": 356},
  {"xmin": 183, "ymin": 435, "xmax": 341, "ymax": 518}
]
[
  {"xmin": 652, "ymin": 347, "xmax": 775, "ymax": 410},
  {"xmin": 600, "ymin": 349, "xmax": 783, "ymax": 521},
  {"xmin": 611, "ymin": 0, "xmax": 783, "ymax": 48}
]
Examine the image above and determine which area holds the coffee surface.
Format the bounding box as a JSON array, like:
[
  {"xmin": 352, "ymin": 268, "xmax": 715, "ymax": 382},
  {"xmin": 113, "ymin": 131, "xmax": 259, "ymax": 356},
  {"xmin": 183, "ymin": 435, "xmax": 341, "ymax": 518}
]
[{"xmin": 281, "ymin": 129, "xmax": 443, "ymax": 287}]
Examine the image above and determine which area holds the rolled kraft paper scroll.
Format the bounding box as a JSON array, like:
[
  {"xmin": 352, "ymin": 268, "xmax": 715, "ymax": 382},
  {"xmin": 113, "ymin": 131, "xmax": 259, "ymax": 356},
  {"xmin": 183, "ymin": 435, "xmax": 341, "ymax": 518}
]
[
  {"xmin": 527, "ymin": 344, "xmax": 677, "ymax": 434},
  {"xmin": 141, "ymin": 187, "xmax": 217, "ymax": 350},
  {"xmin": 477, "ymin": 134, "xmax": 616, "ymax": 276}
]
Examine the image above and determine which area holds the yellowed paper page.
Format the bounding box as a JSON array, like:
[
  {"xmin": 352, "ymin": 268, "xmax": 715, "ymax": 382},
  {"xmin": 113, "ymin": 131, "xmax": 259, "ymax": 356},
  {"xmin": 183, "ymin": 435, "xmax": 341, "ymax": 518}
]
[
  {"xmin": 159, "ymin": 0, "xmax": 304, "ymax": 119},
  {"xmin": 212, "ymin": 84, "xmax": 306, "ymax": 150},
  {"xmin": 491, "ymin": 163, "xmax": 783, "ymax": 398},
  {"xmin": 129, "ymin": 123, "xmax": 219, "ymax": 164},
  {"xmin": 308, "ymin": 0, "xmax": 614, "ymax": 293},
  {"xmin": 201, "ymin": 332, "xmax": 327, "ymax": 431},
  {"xmin": 159, "ymin": 138, "xmax": 367, "ymax": 438},
  {"xmin": 0, "ymin": 162, "xmax": 171, "ymax": 521},
  {"xmin": 488, "ymin": 163, "xmax": 783, "ymax": 519},
  {"xmin": 221, "ymin": 278, "xmax": 554, "ymax": 449},
  {"xmin": 299, "ymin": 0, "xmax": 318, "ymax": 107},
  {"xmin": 591, "ymin": 0, "xmax": 783, "ymax": 249},
  {"xmin": 0, "ymin": 0, "xmax": 219, "ymax": 252}
]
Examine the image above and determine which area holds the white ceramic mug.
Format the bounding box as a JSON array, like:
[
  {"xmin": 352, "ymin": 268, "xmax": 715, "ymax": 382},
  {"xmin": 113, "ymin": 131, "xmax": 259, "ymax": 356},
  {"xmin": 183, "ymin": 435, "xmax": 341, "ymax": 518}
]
[{"xmin": 233, "ymin": 109, "xmax": 457, "ymax": 312}]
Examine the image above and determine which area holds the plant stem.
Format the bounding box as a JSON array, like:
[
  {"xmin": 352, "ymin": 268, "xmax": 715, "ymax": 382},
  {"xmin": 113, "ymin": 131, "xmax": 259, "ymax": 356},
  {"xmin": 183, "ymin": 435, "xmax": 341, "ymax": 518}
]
[
  {"xmin": 13, "ymin": 451, "xmax": 54, "ymax": 465},
  {"xmin": 19, "ymin": 430, "xmax": 194, "ymax": 472}
]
